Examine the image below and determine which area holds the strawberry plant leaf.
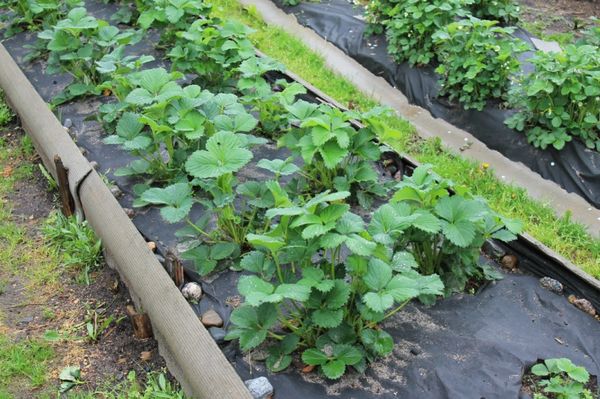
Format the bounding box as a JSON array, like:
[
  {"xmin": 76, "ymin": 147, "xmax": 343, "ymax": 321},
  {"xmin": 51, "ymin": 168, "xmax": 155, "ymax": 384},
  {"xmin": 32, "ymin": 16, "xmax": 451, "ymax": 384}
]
[
  {"xmin": 185, "ymin": 131, "xmax": 253, "ymax": 178},
  {"xmin": 302, "ymin": 348, "xmax": 329, "ymax": 366},
  {"xmin": 321, "ymin": 359, "xmax": 345, "ymax": 380},
  {"xmin": 312, "ymin": 308, "xmax": 343, "ymax": 328}
]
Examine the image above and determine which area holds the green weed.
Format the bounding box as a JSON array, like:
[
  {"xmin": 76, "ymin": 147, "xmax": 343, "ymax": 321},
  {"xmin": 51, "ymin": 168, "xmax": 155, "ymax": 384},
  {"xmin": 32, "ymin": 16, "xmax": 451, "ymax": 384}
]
[{"xmin": 42, "ymin": 212, "xmax": 102, "ymax": 285}]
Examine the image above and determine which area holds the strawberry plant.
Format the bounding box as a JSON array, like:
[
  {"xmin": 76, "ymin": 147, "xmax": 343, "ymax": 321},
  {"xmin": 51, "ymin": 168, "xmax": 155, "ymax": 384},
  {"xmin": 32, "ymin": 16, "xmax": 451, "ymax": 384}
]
[
  {"xmin": 530, "ymin": 358, "xmax": 594, "ymax": 399},
  {"xmin": 377, "ymin": 0, "xmax": 472, "ymax": 65},
  {"xmin": 432, "ymin": 18, "xmax": 528, "ymax": 111},
  {"xmin": 135, "ymin": 0, "xmax": 211, "ymax": 44},
  {"xmin": 226, "ymin": 186, "xmax": 444, "ymax": 379},
  {"xmin": 278, "ymin": 102, "xmax": 390, "ymax": 207},
  {"xmin": 376, "ymin": 165, "xmax": 522, "ymax": 295},
  {"xmin": 0, "ymin": 0, "xmax": 81, "ymax": 36},
  {"xmin": 469, "ymin": 0, "xmax": 520, "ymax": 24},
  {"xmin": 37, "ymin": 7, "xmax": 140, "ymax": 104},
  {"xmin": 236, "ymin": 57, "xmax": 307, "ymax": 137},
  {"xmin": 167, "ymin": 18, "xmax": 255, "ymax": 89},
  {"xmin": 506, "ymin": 44, "xmax": 600, "ymax": 151}
]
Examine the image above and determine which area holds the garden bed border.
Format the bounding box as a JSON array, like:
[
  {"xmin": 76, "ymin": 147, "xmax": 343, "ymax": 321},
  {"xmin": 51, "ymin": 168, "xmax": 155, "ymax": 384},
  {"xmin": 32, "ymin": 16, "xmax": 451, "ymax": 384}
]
[{"xmin": 0, "ymin": 43, "xmax": 253, "ymax": 399}]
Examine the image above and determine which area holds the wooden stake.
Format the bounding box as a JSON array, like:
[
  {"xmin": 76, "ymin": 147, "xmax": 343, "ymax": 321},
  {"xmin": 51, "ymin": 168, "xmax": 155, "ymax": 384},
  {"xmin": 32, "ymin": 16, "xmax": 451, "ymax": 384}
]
[
  {"xmin": 166, "ymin": 250, "xmax": 185, "ymax": 288},
  {"xmin": 53, "ymin": 155, "xmax": 75, "ymax": 217},
  {"xmin": 126, "ymin": 305, "xmax": 153, "ymax": 339}
]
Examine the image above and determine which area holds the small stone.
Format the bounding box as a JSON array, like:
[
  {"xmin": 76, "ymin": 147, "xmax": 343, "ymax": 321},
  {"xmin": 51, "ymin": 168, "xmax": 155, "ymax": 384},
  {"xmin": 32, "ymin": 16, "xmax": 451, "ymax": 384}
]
[
  {"xmin": 110, "ymin": 186, "xmax": 122, "ymax": 198},
  {"xmin": 410, "ymin": 347, "xmax": 421, "ymax": 356},
  {"xmin": 201, "ymin": 309, "xmax": 223, "ymax": 327},
  {"xmin": 208, "ymin": 327, "xmax": 226, "ymax": 344},
  {"xmin": 539, "ymin": 277, "xmax": 563, "ymax": 294},
  {"xmin": 123, "ymin": 208, "xmax": 135, "ymax": 218},
  {"xmin": 18, "ymin": 316, "xmax": 33, "ymax": 324},
  {"xmin": 500, "ymin": 254, "xmax": 518, "ymax": 270},
  {"xmin": 181, "ymin": 282, "xmax": 202, "ymax": 303},
  {"xmin": 244, "ymin": 377, "xmax": 273, "ymax": 399},
  {"xmin": 89, "ymin": 161, "xmax": 98, "ymax": 170},
  {"xmin": 147, "ymin": 241, "xmax": 156, "ymax": 252},
  {"xmin": 63, "ymin": 118, "xmax": 73, "ymax": 128},
  {"xmin": 571, "ymin": 297, "xmax": 596, "ymax": 317}
]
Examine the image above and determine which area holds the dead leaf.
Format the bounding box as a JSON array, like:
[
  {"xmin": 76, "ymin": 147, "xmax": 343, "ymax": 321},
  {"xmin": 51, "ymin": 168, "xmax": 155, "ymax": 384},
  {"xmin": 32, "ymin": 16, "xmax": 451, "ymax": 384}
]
[
  {"xmin": 140, "ymin": 351, "xmax": 152, "ymax": 361},
  {"xmin": 302, "ymin": 365, "xmax": 315, "ymax": 373}
]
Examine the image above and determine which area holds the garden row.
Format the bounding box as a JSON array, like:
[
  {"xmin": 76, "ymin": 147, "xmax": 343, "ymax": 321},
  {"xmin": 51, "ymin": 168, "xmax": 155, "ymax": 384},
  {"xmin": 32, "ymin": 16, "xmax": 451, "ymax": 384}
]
[
  {"xmin": 362, "ymin": 0, "xmax": 600, "ymax": 152},
  {"xmin": 0, "ymin": 0, "xmax": 529, "ymax": 380}
]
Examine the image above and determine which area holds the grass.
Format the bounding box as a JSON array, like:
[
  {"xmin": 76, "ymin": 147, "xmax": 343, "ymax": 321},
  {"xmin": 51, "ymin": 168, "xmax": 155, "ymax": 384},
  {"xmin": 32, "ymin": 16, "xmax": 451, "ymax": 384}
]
[
  {"xmin": 0, "ymin": 92, "xmax": 186, "ymax": 399},
  {"xmin": 0, "ymin": 335, "xmax": 55, "ymax": 394},
  {"xmin": 211, "ymin": 0, "xmax": 600, "ymax": 277},
  {"xmin": 43, "ymin": 212, "xmax": 103, "ymax": 285}
]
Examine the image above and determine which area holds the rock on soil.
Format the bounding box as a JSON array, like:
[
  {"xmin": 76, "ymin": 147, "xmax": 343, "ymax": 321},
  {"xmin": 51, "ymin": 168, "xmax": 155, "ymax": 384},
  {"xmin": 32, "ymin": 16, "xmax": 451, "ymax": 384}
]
[
  {"xmin": 201, "ymin": 309, "xmax": 223, "ymax": 327},
  {"xmin": 568, "ymin": 295, "xmax": 597, "ymax": 317},
  {"xmin": 181, "ymin": 282, "xmax": 202, "ymax": 303},
  {"xmin": 539, "ymin": 277, "xmax": 563, "ymax": 294},
  {"xmin": 244, "ymin": 376, "xmax": 274, "ymax": 399}
]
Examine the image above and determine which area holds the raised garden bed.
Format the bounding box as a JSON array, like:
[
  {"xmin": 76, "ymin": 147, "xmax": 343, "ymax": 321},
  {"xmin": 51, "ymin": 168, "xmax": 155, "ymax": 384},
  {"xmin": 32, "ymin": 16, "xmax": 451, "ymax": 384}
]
[
  {"xmin": 268, "ymin": 0, "xmax": 600, "ymax": 210},
  {"xmin": 1, "ymin": 1, "xmax": 600, "ymax": 398}
]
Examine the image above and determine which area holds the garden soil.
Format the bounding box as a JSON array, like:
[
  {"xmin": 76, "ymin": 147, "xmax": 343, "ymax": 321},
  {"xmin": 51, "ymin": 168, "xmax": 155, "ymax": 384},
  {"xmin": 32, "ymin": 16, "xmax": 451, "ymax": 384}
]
[{"xmin": 2, "ymin": 13, "xmax": 600, "ymax": 398}]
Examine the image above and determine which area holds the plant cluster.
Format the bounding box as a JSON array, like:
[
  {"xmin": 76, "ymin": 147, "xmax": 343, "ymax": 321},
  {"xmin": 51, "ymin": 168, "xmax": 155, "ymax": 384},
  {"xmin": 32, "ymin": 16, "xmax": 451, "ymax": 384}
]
[
  {"xmin": 364, "ymin": 0, "xmax": 600, "ymax": 151},
  {"xmin": 37, "ymin": 7, "xmax": 143, "ymax": 104},
  {"xmin": 23, "ymin": 0, "xmax": 522, "ymax": 381},
  {"xmin": 506, "ymin": 44, "xmax": 600, "ymax": 151},
  {"xmin": 433, "ymin": 18, "xmax": 528, "ymax": 110},
  {"xmin": 530, "ymin": 358, "xmax": 594, "ymax": 399},
  {"xmin": 381, "ymin": 0, "xmax": 471, "ymax": 66},
  {"xmin": 0, "ymin": 0, "xmax": 81, "ymax": 37},
  {"xmin": 135, "ymin": 0, "xmax": 211, "ymax": 44},
  {"xmin": 469, "ymin": 0, "xmax": 519, "ymax": 24},
  {"xmin": 167, "ymin": 18, "xmax": 256, "ymax": 89}
]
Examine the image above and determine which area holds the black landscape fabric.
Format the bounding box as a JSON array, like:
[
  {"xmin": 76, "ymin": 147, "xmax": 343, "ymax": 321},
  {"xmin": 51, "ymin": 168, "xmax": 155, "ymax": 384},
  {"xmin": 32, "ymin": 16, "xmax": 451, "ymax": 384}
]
[
  {"xmin": 272, "ymin": 0, "xmax": 600, "ymax": 209},
  {"xmin": 2, "ymin": 16, "xmax": 600, "ymax": 399}
]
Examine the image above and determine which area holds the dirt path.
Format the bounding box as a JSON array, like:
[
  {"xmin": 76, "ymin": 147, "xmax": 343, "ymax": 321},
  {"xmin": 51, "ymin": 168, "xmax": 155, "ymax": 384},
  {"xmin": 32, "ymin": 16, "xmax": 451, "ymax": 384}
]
[{"xmin": 0, "ymin": 121, "xmax": 179, "ymax": 397}]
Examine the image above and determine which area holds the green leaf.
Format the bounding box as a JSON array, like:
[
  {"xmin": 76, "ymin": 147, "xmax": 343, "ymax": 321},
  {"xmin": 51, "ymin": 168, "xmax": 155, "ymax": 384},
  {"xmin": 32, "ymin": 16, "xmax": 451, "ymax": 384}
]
[
  {"xmin": 345, "ymin": 234, "xmax": 376, "ymax": 256},
  {"xmin": 326, "ymin": 280, "xmax": 351, "ymax": 309},
  {"xmin": 334, "ymin": 344, "xmax": 363, "ymax": 365},
  {"xmin": 246, "ymin": 233, "xmax": 285, "ymax": 252},
  {"xmin": 140, "ymin": 183, "xmax": 193, "ymax": 223},
  {"xmin": 531, "ymin": 363, "xmax": 549, "ymax": 377},
  {"xmin": 568, "ymin": 366, "xmax": 590, "ymax": 383},
  {"xmin": 302, "ymin": 349, "xmax": 329, "ymax": 366},
  {"xmin": 210, "ymin": 242, "xmax": 238, "ymax": 260},
  {"xmin": 391, "ymin": 251, "xmax": 419, "ymax": 271},
  {"xmin": 319, "ymin": 141, "xmax": 348, "ymax": 169},
  {"xmin": 321, "ymin": 360, "xmax": 345, "ymax": 379},
  {"xmin": 266, "ymin": 352, "xmax": 292, "ymax": 373},
  {"xmin": 257, "ymin": 158, "xmax": 300, "ymax": 176},
  {"xmin": 360, "ymin": 329, "xmax": 393, "ymax": 356},
  {"xmin": 185, "ymin": 131, "xmax": 253, "ymax": 178},
  {"xmin": 312, "ymin": 308, "xmax": 343, "ymax": 328},
  {"xmin": 364, "ymin": 259, "xmax": 392, "ymax": 291},
  {"xmin": 363, "ymin": 292, "xmax": 394, "ymax": 313},
  {"xmin": 238, "ymin": 275, "xmax": 274, "ymax": 295},
  {"xmin": 275, "ymin": 284, "xmax": 311, "ymax": 302},
  {"xmin": 441, "ymin": 220, "xmax": 476, "ymax": 247}
]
